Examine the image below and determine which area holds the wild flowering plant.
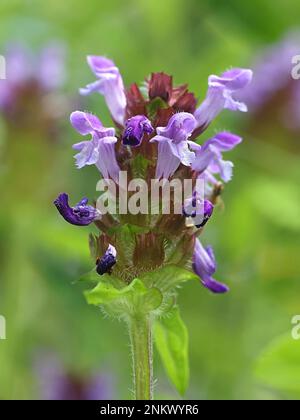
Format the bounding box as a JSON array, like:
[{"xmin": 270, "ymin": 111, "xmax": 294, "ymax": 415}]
[
  {"xmin": 54, "ymin": 55, "xmax": 252, "ymax": 400},
  {"xmin": 0, "ymin": 43, "xmax": 67, "ymax": 138}
]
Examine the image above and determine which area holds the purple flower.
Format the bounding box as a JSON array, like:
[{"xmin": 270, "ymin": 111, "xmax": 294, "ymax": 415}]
[
  {"xmin": 193, "ymin": 239, "xmax": 229, "ymax": 294},
  {"xmin": 183, "ymin": 196, "xmax": 214, "ymax": 228},
  {"xmin": 151, "ymin": 112, "xmax": 197, "ymax": 179},
  {"xmin": 194, "ymin": 68, "xmax": 253, "ymax": 130},
  {"xmin": 0, "ymin": 43, "xmax": 66, "ymax": 110},
  {"xmin": 39, "ymin": 43, "xmax": 66, "ymax": 90},
  {"xmin": 96, "ymin": 244, "xmax": 117, "ymax": 275},
  {"xmin": 122, "ymin": 115, "xmax": 154, "ymax": 147},
  {"xmin": 80, "ymin": 56, "xmax": 126, "ymax": 126},
  {"xmin": 54, "ymin": 193, "xmax": 99, "ymax": 226},
  {"xmin": 70, "ymin": 111, "xmax": 120, "ymax": 182},
  {"xmin": 191, "ymin": 132, "xmax": 242, "ymax": 183},
  {"xmin": 35, "ymin": 353, "xmax": 113, "ymax": 400},
  {"xmin": 237, "ymin": 33, "xmax": 300, "ymax": 130}
]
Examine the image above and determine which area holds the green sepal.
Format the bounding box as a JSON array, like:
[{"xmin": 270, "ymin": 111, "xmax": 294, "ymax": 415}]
[
  {"xmin": 140, "ymin": 264, "xmax": 198, "ymax": 293},
  {"xmin": 84, "ymin": 277, "xmax": 163, "ymax": 316},
  {"xmin": 154, "ymin": 307, "xmax": 189, "ymax": 396}
]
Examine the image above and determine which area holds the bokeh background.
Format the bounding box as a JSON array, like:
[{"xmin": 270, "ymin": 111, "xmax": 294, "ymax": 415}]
[{"xmin": 0, "ymin": 0, "xmax": 300, "ymax": 400}]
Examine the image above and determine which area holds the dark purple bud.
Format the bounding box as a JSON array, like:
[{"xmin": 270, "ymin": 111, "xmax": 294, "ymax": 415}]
[
  {"xmin": 122, "ymin": 115, "xmax": 154, "ymax": 147},
  {"xmin": 183, "ymin": 196, "xmax": 214, "ymax": 228},
  {"xmin": 193, "ymin": 239, "xmax": 229, "ymax": 294},
  {"xmin": 96, "ymin": 245, "xmax": 117, "ymax": 275},
  {"xmin": 54, "ymin": 193, "xmax": 99, "ymax": 226},
  {"xmin": 195, "ymin": 199, "xmax": 214, "ymax": 228}
]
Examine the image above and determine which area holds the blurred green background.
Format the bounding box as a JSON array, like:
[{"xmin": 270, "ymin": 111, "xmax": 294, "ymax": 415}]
[{"xmin": 0, "ymin": 0, "xmax": 300, "ymax": 400}]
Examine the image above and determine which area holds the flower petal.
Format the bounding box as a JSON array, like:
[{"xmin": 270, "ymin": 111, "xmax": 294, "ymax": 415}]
[
  {"xmin": 80, "ymin": 56, "xmax": 126, "ymax": 126},
  {"xmin": 201, "ymin": 277, "xmax": 229, "ymax": 294},
  {"xmin": 192, "ymin": 239, "xmax": 229, "ymax": 294},
  {"xmin": 156, "ymin": 112, "xmax": 197, "ymax": 142},
  {"xmin": 194, "ymin": 68, "xmax": 253, "ymax": 129},
  {"xmin": 70, "ymin": 111, "xmax": 103, "ymax": 135},
  {"xmin": 154, "ymin": 140, "xmax": 181, "ymax": 179},
  {"xmin": 208, "ymin": 132, "xmax": 242, "ymax": 151}
]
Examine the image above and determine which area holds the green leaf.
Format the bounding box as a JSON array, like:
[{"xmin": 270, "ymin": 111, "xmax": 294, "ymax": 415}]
[
  {"xmin": 255, "ymin": 333, "xmax": 300, "ymax": 397},
  {"xmin": 141, "ymin": 264, "xmax": 197, "ymax": 292},
  {"xmin": 154, "ymin": 307, "xmax": 189, "ymax": 396},
  {"xmin": 85, "ymin": 279, "xmax": 133, "ymax": 305},
  {"xmin": 84, "ymin": 277, "xmax": 163, "ymax": 314}
]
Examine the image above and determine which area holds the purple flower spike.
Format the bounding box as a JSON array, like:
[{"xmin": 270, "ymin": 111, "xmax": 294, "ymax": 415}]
[
  {"xmin": 80, "ymin": 56, "xmax": 126, "ymax": 126},
  {"xmin": 191, "ymin": 132, "xmax": 242, "ymax": 183},
  {"xmin": 122, "ymin": 115, "xmax": 154, "ymax": 147},
  {"xmin": 194, "ymin": 68, "xmax": 253, "ymax": 130},
  {"xmin": 193, "ymin": 239, "xmax": 229, "ymax": 294},
  {"xmin": 96, "ymin": 245, "xmax": 117, "ymax": 275},
  {"xmin": 151, "ymin": 112, "xmax": 197, "ymax": 179},
  {"xmin": 54, "ymin": 193, "xmax": 100, "ymax": 226},
  {"xmin": 70, "ymin": 111, "xmax": 120, "ymax": 182}
]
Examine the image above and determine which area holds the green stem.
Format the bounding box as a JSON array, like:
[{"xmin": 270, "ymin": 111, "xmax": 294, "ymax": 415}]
[{"xmin": 128, "ymin": 314, "xmax": 153, "ymax": 400}]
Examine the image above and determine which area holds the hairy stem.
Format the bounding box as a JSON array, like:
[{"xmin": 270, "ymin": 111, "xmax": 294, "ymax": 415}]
[{"xmin": 128, "ymin": 313, "xmax": 153, "ymax": 400}]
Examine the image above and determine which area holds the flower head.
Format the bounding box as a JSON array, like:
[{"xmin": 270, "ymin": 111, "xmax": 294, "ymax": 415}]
[
  {"xmin": 80, "ymin": 56, "xmax": 126, "ymax": 126},
  {"xmin": 193, "ymin": 239, "xmax": 229, "ymax": 294},
  {"xmin": 194, "ymin": 68, "xmax": 253, "ymax": 131},
  {"xmin": 96, "ymin": 244, "xmax": 117, "ymax": 275},
  {"xmin": 0, "ymin": 43, "xmax": 67, "ymax": 133},
  {"xmin": 54, "ymin": 193, "xmax": 99, "ymax": 226},
  {"xmin": 122, "ymin": 115, "xmax": 154, "ymax": 147},
  {"xmin": 56, "ymin": 55, "xmax": 252, "ymax": 302},
  {"xmin": 151, "ymin": 112, "xmax": 197, "ymax": 179}
]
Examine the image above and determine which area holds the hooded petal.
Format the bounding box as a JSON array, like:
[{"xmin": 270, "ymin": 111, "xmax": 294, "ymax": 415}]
[
  {"xmin": 207, "ymin": 132, "xmax": 242, "ymax": 151},
  {"xmin": 80, "ymin": 56, "xmax": 126, "ymax": 126},
  {"xmin": 54, "ymin": 193, "xmax": 99, "ymax": 226},
  {"xmin": 194, "ymin": 68, "xmax": 253, "ymax": 129},
  {"xmin": 156, "ymin": 112, "xmax": 197, "ymax": 143},
  {"xmin": 70, "ymin": 111, "xmax": 115, "ymax": 137},
  {"xmin": 209, "ymin": 68, "xmax": 253, "ymax": 91},
  {"xmin": 151, "ymin": 113, "xmax": 197, "ymax": 179}
]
